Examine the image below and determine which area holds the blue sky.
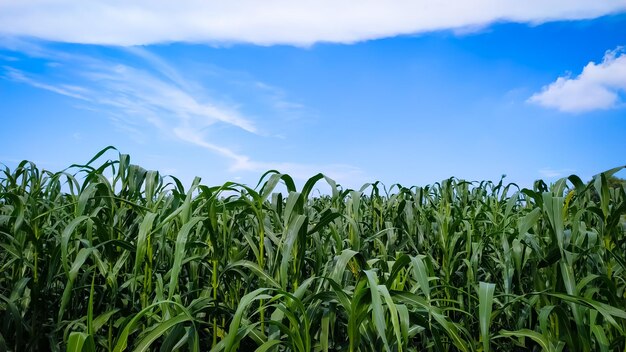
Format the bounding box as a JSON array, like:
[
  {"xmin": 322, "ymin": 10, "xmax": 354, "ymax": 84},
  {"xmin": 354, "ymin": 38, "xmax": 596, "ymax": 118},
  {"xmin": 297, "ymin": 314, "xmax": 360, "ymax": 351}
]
[{"xmin": 1, "ymin": 2, "xmax": 625, "ymax": 190}]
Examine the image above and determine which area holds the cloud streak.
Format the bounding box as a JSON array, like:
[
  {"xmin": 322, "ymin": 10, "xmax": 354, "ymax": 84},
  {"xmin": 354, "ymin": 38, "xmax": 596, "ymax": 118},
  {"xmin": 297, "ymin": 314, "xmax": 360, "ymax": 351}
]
[
  {"xmin": 1, "ymin": 1, "xmax": 625, "ymax": 46},
  {"xmin": 528, "ymin": 48, "xmax": 626, "ymax": 113},
  {"xmin": 1, "ymin": 41, "xmax": 258, "ymax": 134},
  {"xmin": 0, "ymin": 40, "xmax": 364, "ymax": 184},
  {"xmin": 3, "ymin": 66, "xmax": 90, "ymax": 100},
  {"xmin": 172, "ymin": 125, "xmax": 365, "ymax": 186},
  {"xmin": 538, "ymin": 168, "xmax": 575, "ymax": 179}
]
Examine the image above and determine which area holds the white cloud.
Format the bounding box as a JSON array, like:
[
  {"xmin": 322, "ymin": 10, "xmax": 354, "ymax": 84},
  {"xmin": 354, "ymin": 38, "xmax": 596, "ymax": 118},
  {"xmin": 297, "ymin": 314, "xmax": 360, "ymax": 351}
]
[
  {"xmin": 1, "ymin": 42, "xmax": 258, "ymax": 161},
  {"xmin": 254, "ymin": 81, "xmax": 305, "ymax": 116},
  {"xmin": 1, "ymin": 41, "xmax": 365, "ymax": 184},
  {"xmin": 3, "ymin": 66, "xmax": 90, "ymax": 100},
  {"xmin": 172, "ymin": 125, "xmax": 366, "ymax": 186},
  {"xmin": 1, "ymin": 42, "xmax": 258, "ymax": 134},
  {"xmin": 538, "ymin": 168, "xmax": 575, "ymax": 179},
  {"xmin": 236, "ymin": 160, "xmax": 365, "ymax": 186},
  {"xmin": 528, "ymin": 48, "xmax": 626, "ymax": 112},
  {"xmin": 0, "ymin": 1, "xmax": 625, "ymax": 46}
]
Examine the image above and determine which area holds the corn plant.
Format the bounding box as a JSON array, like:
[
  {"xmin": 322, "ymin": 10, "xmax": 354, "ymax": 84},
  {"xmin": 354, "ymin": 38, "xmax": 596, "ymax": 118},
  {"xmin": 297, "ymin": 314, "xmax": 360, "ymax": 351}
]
[{"xmin": 0, "ymin": 147, "xmax": 625, "ymax": 351}]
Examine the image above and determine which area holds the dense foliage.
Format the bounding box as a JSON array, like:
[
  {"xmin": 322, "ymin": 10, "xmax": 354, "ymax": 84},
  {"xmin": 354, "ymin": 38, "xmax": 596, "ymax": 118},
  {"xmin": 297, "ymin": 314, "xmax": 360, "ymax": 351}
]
[{"xmin": 1, "ymin": 147, "xmax": 625, "ymax": 351}]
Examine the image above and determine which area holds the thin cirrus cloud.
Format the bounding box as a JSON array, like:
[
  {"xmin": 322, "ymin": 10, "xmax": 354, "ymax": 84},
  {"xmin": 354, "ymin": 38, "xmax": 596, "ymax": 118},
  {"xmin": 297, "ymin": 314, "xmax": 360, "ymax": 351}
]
[
  {"xmin": 538, "ymin": 167, "xmax": 575, "ymax": 179},
  {"xmin": 0, "ymin": 40, "xmax": 257, "ymax": 134},
  {"xmin": 528, "ymin": 48, "xmax": 626, "ymax": 113},
  {"xmin": 0, "ymin": 41, "xmax": 256, "ymax": 158},
  {"xmin": 0, "ymin": 1, "xmax": 625, "ymax": 46},
  {"xmin": 3, "ymin": 66, "xmax": 90, "ymax": 101},
  {"xmin": 0, "ymin": 40, "xmax": 365, "ymax": 184},
  {"xmin": 173, "ymin": 125, "xmax": 366, "ymax": 186}
]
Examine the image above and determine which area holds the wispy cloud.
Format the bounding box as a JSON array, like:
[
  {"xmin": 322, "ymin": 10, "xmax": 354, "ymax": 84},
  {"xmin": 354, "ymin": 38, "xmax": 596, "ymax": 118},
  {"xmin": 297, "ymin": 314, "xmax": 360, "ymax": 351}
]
[
  {"xmin": 539, "ymin": 167, "xmax": 575, "ymax": 179},
  {"xmin": 3, "ymin": 66, "xmax": 90, "ymax": 100},
  {"xmin": 0, "ymin": 39, "xmax": 364, "ymax": 183},
  {"xmin": 253, "ymin": 81, "xmax": 306, "ymax": 123},
  {"xmin": 1, "ymin": 40, "xmax": 259, "ymax": 135},
  {"xmin": 0, "ymin": 2, "xmax": 624, "ymax": 46},
  {"xmin": 172, "ymin": 125, "xmax": 365, "ymax": 186},
  {"xmin": 172, "ymin": 126, "xmax": 251, "ymax": 167},
  {"xmin": 528, "ymin": 47, "xmax": 626, "ymax": 113}
]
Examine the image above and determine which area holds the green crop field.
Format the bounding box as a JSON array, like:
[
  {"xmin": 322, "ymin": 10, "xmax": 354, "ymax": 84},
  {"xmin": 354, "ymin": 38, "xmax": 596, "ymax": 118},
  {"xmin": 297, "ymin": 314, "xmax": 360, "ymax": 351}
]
[{"xmin": 1, "ymin": 147, "xmax": 625, "ymax": 352}]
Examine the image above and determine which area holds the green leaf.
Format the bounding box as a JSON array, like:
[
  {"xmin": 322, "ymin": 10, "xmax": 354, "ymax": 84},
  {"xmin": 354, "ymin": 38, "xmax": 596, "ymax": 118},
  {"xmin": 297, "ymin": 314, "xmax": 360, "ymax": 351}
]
[
  {"xmin": 497, "ymin": 329, "xmax": 554, "ymax": 352},
  {"xmin": 133, "ymin": 313, "xmax": 191, "ymax": 352},
  {"xmin": 168, "ymin": 216, "xmax": 204, "ymax": 299},
  {"xmin": 478, "ymin": 282, "xmax": 495, "ymax": 352},
  {"xmin": 364, "ymin": 270, "xmax": 391, "ymax": 351},
  {"xmin": 67, "ymin": 332, "xmax": 95, "ymax": 352}
]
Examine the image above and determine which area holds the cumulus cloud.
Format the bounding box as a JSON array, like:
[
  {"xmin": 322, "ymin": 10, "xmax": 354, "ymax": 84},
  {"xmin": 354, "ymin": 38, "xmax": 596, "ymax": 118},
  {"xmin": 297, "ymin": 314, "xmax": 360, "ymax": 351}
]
[
  {"xmin": 528, "ymin": 48, "xmax": 626, "ymax": 112},
  {"xmin": 0, "ymin": 1, "xmax": 625, "ymax": 46}
]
